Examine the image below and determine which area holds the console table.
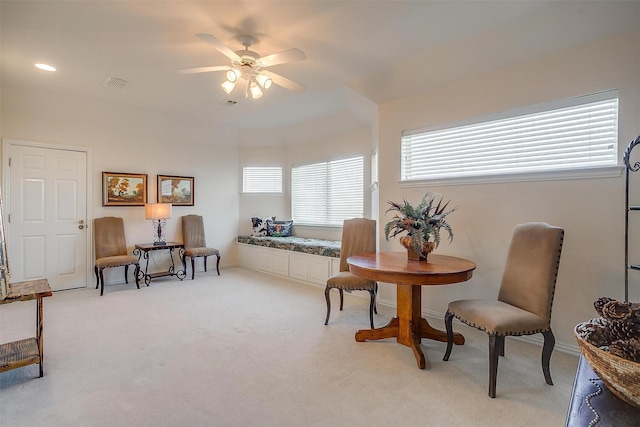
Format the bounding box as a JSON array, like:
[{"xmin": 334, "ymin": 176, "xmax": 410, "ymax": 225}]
[
  {"xmin": 0, "ymin": 279, "xmax": 52, "ymax": 378},
  {"xmin": 133, "ymin": 242, "xmax": 186, "ymax": 285},
  {"xmin": 566, "ymin": 355, "xmax": 640, "ymax": 426}
]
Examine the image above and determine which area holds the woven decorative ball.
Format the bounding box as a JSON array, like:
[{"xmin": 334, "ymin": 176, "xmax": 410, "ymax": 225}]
[{"xmin": 574, "ymin": 323, "xmax": 640, "ymax": 408}]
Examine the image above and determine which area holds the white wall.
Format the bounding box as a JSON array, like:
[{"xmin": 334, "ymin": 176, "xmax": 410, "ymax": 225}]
[
  {"xmin": 1, "ymin": 85, "xmax": 240, "ymax": 285},
  {"xmin": 378, "ymin": 29, "xmax": 640, "ymax": 350},
  {"xmin": 239, "ymin": 127, "xmax": 374, "ymax": 241},
  {"xmin": 238, "ymin": 145, "xmax": 289, "ymax": 236}
]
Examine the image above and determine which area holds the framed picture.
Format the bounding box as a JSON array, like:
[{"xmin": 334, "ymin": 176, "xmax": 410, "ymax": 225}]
[
  {"xmin": 157, "ymin": 175, "xmax": 194, "ymax": 206},
  {"xmin": 102, "ymin": 172, "xmax": 148, "ymax": 206}
]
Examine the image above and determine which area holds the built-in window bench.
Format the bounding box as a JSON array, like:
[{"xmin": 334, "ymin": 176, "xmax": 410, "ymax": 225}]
[{"xmin": 236, "ymin": 236, "xmax": 341, "ymax": 286}]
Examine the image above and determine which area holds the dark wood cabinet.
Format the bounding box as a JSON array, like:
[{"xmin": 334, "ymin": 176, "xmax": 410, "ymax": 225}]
[{"xmin": 566, "ymin": 356, "xmax": 640, "ymax": 426}]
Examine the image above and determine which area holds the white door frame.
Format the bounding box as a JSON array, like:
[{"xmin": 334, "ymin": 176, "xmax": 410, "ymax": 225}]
[{"xmin": 2, "ymin": 138, "xmax": 92, "ymax": 288}]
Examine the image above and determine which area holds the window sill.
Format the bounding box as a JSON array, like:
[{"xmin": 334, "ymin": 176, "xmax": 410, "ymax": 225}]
[{"xmin": 400, "ymin": 165, "xmax": 624, "ymax": 187}]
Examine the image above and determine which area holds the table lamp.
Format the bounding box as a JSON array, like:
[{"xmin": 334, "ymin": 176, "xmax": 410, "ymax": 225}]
[{"xmin": 145, "ymin": 203, "xmax": 172, "ymax": 245}]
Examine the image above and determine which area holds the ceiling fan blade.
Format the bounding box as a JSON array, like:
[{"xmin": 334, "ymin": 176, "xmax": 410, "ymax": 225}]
[
  {"xmin": 178, "ymin": 65, "xmax": 230, "ymax": 74},
  {"xmin": 258, "ymin": 48, "xmax": 306, "ymax": 68},
  {"xmin": 261, "ymin": 70, "xmax": 305, "ymax": 93},
  {"xmin": 196, "ymin": 33, "xmax": 241, "ymax": 62}
]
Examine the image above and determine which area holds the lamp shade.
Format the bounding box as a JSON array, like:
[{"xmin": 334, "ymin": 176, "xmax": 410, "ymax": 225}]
[
  {"xmin": 226, "ymin": 69, "xmax": 239, "ymax": 83},
  {"xmin": 256, "ymin": 73, "xmax": 272, "ymax": 90},
  {"xmin": 221, "ymin": 80, "xmax": 236, "ymax": 94},
  {"xmin": 249, "ymin": 82, "xmax": 263, "ymax": 99},
  {"xmin": 145, "ymin": 203, "xmax": 172, "ymax": 220}
]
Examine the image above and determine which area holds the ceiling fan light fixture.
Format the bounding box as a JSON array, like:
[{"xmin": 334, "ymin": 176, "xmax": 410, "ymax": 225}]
[
  {"xmin": 188, "ymin": 33, "xmax": 306, "ymax": 99},
  {"xmin": 249, "ymin": 82, "xmax": 263, "ymax": 99},
  {"xmin": 221, "ymin": 79, "xmax": 236, "ymax": 94},
  {"xmin": 256, "ymin": 73, "xmax": 272, "ymax": 90}
]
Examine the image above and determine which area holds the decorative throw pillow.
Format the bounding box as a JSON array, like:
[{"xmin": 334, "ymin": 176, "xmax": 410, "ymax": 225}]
[
  {"xmin": 267, "ymin": 220, "xmax": 293, "ymax": 237},
  {"xmin": 251, "ymin": 216, "xmax": 275, "ymax": 236}
]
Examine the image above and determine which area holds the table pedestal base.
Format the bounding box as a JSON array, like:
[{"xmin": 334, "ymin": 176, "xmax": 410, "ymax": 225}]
[{"xmin": 355, "ymin": 283, "xmax": 465, "ymax": 369}]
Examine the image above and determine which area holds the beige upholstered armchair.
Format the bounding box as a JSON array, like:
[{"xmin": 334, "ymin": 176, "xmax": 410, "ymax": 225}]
[
  {"xmin": 325, "ymin": 218, "xmax": 378, "ymax": 328},
  {"xmin": 181, "ymin": 214, "xmax": 220, "ymax": 279},
  {"xmin": 94, "ymin": 217, "xmax": 140, "ymax": 296},
  {"xmin": 443, "ymin": 222, "xmax": 564, "ymax": 398}
]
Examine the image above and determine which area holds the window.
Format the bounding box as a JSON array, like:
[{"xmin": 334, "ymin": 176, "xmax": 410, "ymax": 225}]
[
  {"xmin": 242, "ymin": 167, "xmax": 282, "ymax": 193},
  {"xmin": 291, "ymin": 156, "xmax": 364, "ymax": 226},
  {"xmin": 371, "ymin": 149, "xmax": 379, "ymax": 188},
  {"xmin": 401, "ymin": 90, "xmax": 619, "ymax": 182}
]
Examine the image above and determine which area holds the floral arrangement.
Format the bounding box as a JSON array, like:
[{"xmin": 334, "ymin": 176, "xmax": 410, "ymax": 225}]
[{"xmin": 383, "ymin": 191, "xmax": 456, "ymax": 259}]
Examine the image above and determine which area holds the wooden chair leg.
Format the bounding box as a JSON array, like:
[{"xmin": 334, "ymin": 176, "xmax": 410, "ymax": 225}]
[
  {"xmin": 94, "ymin": 265, "xmax": 99, "ymax": 289},
  {"xmin": 99, "ymin": 269, "xmax": 105, "ymax": 296},
  {"xmin": 339, "ymin": 289, "xmax": 344, "ymax": 310},
  {"xmin": 216, "ymin": 254, "xmax": 221, "ymax": 275},
  {"xmin": 190, "ymin": 257, "xmax": 195, "ymax": 280},
  {"xmin": 124, "ymin": 265, "xmax": 129, "ymax": 284},
  {"xmin": 488, "ymin": 334, "xmax": 501, "ymax": 398},
  {"xmin": 499, "ymin": 335, "xmax": 505, "ymax": 357},
  {"xmin": 443, "ymin": 310, "xmax": 455, "ymax": 361},
  {"xmin": 542, "ymin": 330, "xmax": 555, "ymax": 385},
  {"xmin": 368, "ymin": 289, "xmax": 375, "ymax": 329},
  {"xmin": 373, "ymin": 282, "xmax": 378, "ymax": 314},
  {"xmin": 134, "ymin": 263, "xmax": 141, "ymax": 288},
  {"xmin": 324, "ymin": 287, "xmax": 332, "ymax": 325},
  {"xmin": 203, "ymin": 256, "xmax": 208, "ymax": 272}
]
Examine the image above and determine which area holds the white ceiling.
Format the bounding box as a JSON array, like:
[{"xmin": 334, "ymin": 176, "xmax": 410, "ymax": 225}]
[{"xmin": 2, "ymin": 1, "xmax": 639, "ymax": 145}]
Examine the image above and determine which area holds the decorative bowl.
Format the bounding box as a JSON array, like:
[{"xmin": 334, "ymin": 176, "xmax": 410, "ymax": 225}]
[{"xmin": 574, "ymin": 323, "xmax": 640, "ymax": 408}]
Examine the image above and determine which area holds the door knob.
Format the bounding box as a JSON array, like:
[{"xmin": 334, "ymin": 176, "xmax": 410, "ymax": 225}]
[{"xmin": 79, "ymin": 224, "xmax": 85, "ymax": 229}]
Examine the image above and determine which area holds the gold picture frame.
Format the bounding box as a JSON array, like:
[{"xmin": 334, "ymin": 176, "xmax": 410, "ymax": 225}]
[
  {"xmin": 157, "ymin": 175, "xmax": 194, "ymax": 206},
  {"xmin": 102, "ymin": 172, "xmax": 148, "ymax": 206}
]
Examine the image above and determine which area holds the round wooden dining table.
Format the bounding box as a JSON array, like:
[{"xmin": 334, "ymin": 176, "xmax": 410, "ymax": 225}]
[{"xmin": 347, "ymin": 252, "xmax": 476, "ymax": 369}]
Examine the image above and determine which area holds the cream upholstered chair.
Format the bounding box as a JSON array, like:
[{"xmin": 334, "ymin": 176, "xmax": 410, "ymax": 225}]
[
  {"xmin": 325, "ymin": 218, "xmax": 378, "ymax": 328},
  {"xmin": 94, "ymin": 217, "xmax": 140, "ymax": 296},
  {"xmin": 181, "ymin": 214, "xmax": 220, "ymax": 279},
  {"xmin": 443, "ymin": 222, "xmax": 564, "ymax": 398}
]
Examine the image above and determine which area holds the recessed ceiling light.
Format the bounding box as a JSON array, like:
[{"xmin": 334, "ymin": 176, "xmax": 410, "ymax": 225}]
[{"xmin": 35, "ymin": 63, "xmax": 56, "ymax": 72}]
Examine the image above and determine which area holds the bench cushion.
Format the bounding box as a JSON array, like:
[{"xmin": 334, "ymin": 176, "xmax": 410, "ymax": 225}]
[{"xmin": 237, "ymin": 236, "xmax": 340, "ymax": 258}]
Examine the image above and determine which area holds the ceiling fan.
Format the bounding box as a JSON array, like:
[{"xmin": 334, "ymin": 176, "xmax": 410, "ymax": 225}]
[{"xmin": 181, "ymin": 33, "xmax": 306, "ymax": 99}]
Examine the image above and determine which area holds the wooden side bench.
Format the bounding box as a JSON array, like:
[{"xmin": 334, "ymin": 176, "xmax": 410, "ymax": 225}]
[
  {"xmin": 237, "ymin": 236, "xmax": 341, "ymax": 286},
  {"xmin": 0, "ymin": 279, "xmax": 52, "ymax": 378}
]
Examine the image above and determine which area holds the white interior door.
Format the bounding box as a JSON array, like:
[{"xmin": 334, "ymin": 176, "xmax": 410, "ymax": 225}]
[{"xmin": 7, "ymin": 143, "xmax": 88, "ymax": 291}]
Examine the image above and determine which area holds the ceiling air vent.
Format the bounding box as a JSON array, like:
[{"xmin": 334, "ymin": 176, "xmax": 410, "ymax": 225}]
[{"xmin": 103, "ymin": 76, "xmax": 132, "ymax": 89}]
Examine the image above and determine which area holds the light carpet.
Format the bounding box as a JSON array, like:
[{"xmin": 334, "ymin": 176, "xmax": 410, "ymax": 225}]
[{"xmin": 0, "ymin": 267, "xmax": 578, "ymax": 426}]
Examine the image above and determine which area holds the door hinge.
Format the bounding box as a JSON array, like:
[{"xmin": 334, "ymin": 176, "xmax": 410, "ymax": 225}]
[{"xmin": 8, "ymin": 157, "xmax": 11, "ymax": 167}]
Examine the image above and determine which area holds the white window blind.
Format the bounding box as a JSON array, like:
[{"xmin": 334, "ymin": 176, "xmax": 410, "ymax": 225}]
[
  {"xmin": 291, "ymin": 156, "xmax": 364, "ymax": 226},
  {"xmin": 401, "ymin": 91, "xmax": 619, "ymax": 182},
  {"xmin": 242, "ymin": 166, "xmax": 282, "ymax": 193}
]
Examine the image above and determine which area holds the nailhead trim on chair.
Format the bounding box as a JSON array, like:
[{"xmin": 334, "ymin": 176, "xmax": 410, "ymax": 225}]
[
  {"xmin": 447, "ymin": 312, "xmax": 550, "ymax": 337},
  {"xmin": 545, "ymin": 232, "xmax": 564, "ymax": 327},
  {"xmin": 95, "ymin": 260, "xmax": 138, "ymax": 268}
]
